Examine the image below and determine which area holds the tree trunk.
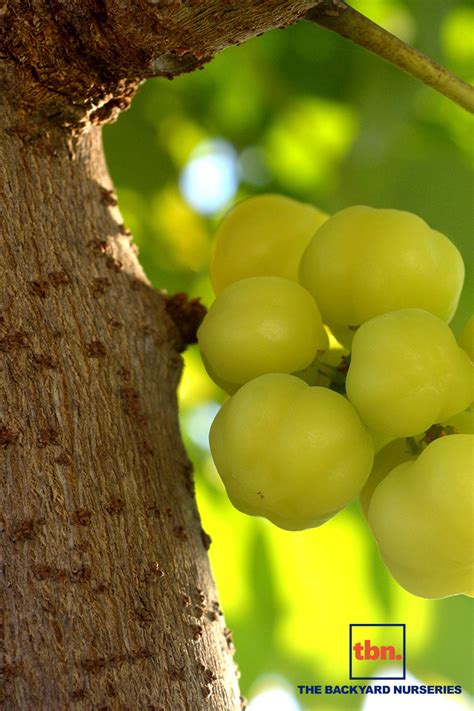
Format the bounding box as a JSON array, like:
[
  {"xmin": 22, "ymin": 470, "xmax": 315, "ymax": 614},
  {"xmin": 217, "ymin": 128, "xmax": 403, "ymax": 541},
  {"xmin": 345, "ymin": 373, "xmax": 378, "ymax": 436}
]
[
  {"xmin": 1, "ymin": 65, "xmax": 240, "ymax": 710},
  {"xmin": 1, "ymin": 2, "xmax": 315, "ymax": 707}
]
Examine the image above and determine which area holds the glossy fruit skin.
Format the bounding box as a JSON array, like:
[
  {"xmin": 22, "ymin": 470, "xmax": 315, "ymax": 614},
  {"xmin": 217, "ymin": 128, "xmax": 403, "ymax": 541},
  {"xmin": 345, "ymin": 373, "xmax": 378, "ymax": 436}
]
[
  {"xmin": 368, "ymin": 435, "xmax": 474, "ymax": 599},
  {"xmin": 459, "ymin": 315, "xmax": 474, "ymax": 361},
  {"xmin": 198, "ymin": 276, "xmax": 328, "ymax": 390},
  {"xmin": 360, "ymin": 409, "xmax": 474, "ymax": 518},
  {"xmin": 200, "ymin": 354, "xmax": 240, "ymax": 395},
  {"xmin": 210, "ymin": 194, "xmax": 327, "ymax": 294},
  {"xmin": 346, "ymin": 309, "xmax": 473, "ymax": 437},
  {"xmin": 360, "ymin": 439, "xmax": 416, "ymax": 518},
  {"xmin": 299, "ymin": 205, "xmax": 464, "ymax": 327},
  {"xmin": 210, "ymin": 374, "xmax": 374, "ymax": 531}
]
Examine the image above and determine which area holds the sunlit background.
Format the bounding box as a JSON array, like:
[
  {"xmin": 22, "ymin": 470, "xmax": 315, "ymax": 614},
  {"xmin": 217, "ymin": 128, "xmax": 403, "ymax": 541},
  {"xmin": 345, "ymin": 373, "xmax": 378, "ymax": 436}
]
[{"xmin": 104, "ymin": 1, "xmax": 474, "ymax": 707}]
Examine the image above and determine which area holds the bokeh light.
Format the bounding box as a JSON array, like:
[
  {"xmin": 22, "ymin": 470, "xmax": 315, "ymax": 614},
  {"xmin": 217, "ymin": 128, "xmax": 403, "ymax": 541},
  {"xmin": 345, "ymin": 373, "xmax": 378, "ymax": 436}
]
[
  {"xmin": 183, "ymin": 401, "xmax": 220, "ymax": 451},
  {"xmin": 179, "ymin": 139, "xmax": 239, "ymax": 214},
  {"xmin": 248, "ymin": 677, "xmax": 301, "ymax": 711}
]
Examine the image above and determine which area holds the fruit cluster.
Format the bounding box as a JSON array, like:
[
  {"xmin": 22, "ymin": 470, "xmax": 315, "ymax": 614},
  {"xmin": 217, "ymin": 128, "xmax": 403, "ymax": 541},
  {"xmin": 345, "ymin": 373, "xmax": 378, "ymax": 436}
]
[{"xmin": 197, "ymin": 194, "xmax": 474, "ymax": 599}]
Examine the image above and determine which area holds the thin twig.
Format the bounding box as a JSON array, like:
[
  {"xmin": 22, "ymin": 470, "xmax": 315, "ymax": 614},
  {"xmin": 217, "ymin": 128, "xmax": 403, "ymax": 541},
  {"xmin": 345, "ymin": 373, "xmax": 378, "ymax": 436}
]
[{"xmin": 306, "ymin": 0, "xmax": 474, "ymax": 113}]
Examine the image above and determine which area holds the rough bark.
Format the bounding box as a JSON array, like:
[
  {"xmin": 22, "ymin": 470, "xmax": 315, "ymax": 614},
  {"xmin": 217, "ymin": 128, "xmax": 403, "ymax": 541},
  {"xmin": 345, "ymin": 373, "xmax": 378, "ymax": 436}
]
[
  {"xmin": 0, "ymin": 69, "xmax": 241, "ymax": 709},
  {"xmin": 1, "ymin": 2, "xmax": 316, "ymax": 708},
  {"xmin": 2, "ymin": 0, "xmax": 316, "ymax": 130}
]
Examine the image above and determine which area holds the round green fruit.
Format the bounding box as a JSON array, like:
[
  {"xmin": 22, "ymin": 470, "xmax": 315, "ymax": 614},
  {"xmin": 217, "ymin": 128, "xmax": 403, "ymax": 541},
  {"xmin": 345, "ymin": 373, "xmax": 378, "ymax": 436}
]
[
  {"xmin": 299, "ymin": 205, "xmax": 464, "ymax": 327},
  {"xmin": 346, "ymin": 309, "xmax": 473, "ymax": 437},
  {"xmin": 368, "ymin": 435, "xmax": 474, "ymax": 599},
  {"xmin": 198, "ymin": 276, "xmax": 327, "ymax": 390},
  {"xmin": 210, "ymin": 374, "xmax": 374, "ymax": 530},
  {"xmin": 459, "ymin": 315, "xmax": 474, "ymax": 361},
  {"xmin": 210, "ymin": 194, "xmax": 327, "ymax": 294}
]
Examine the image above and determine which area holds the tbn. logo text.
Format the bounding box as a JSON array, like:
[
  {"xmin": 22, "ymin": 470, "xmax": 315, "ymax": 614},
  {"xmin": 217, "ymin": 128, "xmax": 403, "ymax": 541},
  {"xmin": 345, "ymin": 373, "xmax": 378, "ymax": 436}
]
[{"xmin": 349, "ymin": 624, "xmax": 406, "ymax": 680}]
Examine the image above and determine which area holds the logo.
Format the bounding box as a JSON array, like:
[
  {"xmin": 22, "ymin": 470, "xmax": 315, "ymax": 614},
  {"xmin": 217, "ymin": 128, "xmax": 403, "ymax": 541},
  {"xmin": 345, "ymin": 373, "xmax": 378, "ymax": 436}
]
[{"xmin": 349, "ymin": 624, "xmax": 406, "ymax": 680}]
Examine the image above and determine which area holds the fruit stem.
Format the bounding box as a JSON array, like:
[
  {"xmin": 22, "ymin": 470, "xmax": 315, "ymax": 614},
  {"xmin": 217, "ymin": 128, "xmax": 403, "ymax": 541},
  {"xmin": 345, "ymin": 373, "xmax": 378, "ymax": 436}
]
[{"xmin": 306, "ymin": 1, "xmax": 474, "ymax": 113}]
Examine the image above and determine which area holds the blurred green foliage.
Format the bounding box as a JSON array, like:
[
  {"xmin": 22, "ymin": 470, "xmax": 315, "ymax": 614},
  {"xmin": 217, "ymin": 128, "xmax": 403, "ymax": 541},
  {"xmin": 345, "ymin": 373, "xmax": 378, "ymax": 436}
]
[{"xmin": 104, "ymin": 1, "xmax": 473, "ymax": 707}]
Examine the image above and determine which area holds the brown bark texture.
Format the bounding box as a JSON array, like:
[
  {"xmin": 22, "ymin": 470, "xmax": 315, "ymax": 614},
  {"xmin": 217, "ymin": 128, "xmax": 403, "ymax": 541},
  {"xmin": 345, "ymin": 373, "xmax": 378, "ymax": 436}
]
[
  {"xmin": 2, "ymin": 0, "xmax": 316, "ymax": 129},
  {"xmin": 1, "ymin": 75, "xmax": 241, "ymax": 710},
  {"xmin": 1, "ymin": 1, "xmax": 314, "ymax": 708}
]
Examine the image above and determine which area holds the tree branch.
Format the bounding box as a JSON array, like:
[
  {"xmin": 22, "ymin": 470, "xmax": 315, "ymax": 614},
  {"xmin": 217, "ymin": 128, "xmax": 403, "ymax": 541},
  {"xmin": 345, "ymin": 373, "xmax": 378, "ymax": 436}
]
[
  {"xmin": 306, "ymin": 0, "xmax": 474, "ymax": 113},
  {"xmin": 1, "ymin": 0, "xmax": 317, "ymax": 130}
]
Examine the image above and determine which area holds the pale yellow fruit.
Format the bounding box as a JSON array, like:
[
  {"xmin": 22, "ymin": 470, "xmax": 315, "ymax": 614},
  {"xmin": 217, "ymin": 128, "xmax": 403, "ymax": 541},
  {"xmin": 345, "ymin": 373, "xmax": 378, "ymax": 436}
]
[
  {"xmin": 361, "ymin": 409, "xmax": 474, "ymax": 518},
  {"xmin": 198, "ymin": 277, "xmax": 327, "ymax": 390},
  {"xmin": 210, "ymin": 194, "xmax": 328, "ymax": 294},
  {"xmin": 360, "ymin": 439, "xmax": 416, "ymax": 518},
  {"xmin": 459, "ymin": 315, "xmax": 474, "ymax": 361},
  {"xmin": 200, "ymin": 354, "xmax": 240, "ymax": 395},
  {"xmin": 299, "ymin": 205, "xmax": 464, "ymax": 326},
  {"xmin": 368, "ymin": 435, "xmax": 474, "ymax": 598},
  {"xmin": 346, "ymin": 309, "xmax": 473, "ymax": 437},
  {"xmin": 370, "ymin": 431, "xmax": 395, "ymax": 455},
  {"xmin": 210, "ymin": 374, "xmax": 374, "ymax": 530}
]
